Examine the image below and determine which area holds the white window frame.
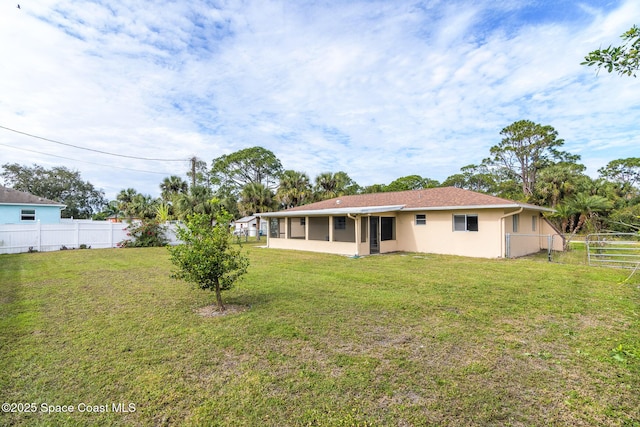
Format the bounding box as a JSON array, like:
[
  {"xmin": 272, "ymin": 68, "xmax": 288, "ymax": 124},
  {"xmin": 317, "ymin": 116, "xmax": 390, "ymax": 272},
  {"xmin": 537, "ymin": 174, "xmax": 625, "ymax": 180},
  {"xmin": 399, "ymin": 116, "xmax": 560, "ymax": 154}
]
[
  {"xmin": 512, "ymin": 214, "xmax": 520, "ymax": 233},
  {"xmin": 415, "ymin": 214, "xmax": 426, "ymax": 225},
  {"xmin": 21, "ymin": 209, "xmax": 36, "ymax": 221},
  {"xmin": 453, "ymin": 214, "xmax": 478, "ymax": 232}
]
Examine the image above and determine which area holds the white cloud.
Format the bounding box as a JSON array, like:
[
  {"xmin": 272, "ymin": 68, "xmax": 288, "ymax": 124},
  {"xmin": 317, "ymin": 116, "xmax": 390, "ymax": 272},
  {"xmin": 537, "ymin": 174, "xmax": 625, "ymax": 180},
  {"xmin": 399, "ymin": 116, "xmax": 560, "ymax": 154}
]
[{"xmin": 1, "ymin": 0, "xmax": 639, "ymax": 200}]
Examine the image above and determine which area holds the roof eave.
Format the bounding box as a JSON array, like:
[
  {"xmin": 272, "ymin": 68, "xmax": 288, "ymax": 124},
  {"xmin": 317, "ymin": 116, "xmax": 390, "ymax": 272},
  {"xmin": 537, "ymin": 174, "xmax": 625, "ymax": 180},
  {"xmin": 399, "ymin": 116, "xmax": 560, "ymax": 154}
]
[
  {"xmin": 259, "ymin": 203, "xmax": 553, "ymax": 217},
  {"xmin": 259, "ymin": 205, "xmax": 406, "ymax": 217},
  {"xmin": 402, "ymin": 204, "xmax": 554, "ymax": 213},
  {"xmin": 0, "ymin": 202, "xmax": 67, "ymax": 208}
]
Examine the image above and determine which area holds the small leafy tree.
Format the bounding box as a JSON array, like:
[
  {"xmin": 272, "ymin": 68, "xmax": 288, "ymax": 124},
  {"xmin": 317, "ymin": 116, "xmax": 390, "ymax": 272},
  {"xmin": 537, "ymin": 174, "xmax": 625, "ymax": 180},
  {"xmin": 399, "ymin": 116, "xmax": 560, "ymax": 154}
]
[{"xmin": 169, "ymin": 211, "xmax": 249, "ymax": 311}]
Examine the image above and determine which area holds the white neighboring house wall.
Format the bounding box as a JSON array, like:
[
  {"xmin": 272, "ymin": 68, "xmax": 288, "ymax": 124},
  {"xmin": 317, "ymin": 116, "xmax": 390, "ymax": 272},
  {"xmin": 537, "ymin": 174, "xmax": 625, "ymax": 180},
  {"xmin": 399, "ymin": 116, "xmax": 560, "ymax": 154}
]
[
  {"xmin": 0, "ymin": 221, "xmax": 182, "ymax": 254},
  {"xmin": 234, "ymin": 216, "xmax": 267, "ymax": 237}
]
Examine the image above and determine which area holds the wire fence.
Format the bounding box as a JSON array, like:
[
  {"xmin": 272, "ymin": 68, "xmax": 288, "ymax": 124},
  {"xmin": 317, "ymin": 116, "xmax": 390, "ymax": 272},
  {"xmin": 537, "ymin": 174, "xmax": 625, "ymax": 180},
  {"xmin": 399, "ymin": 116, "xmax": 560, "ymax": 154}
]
[{"xmin": 505, "ymin": 233, "xmax": 564, "ymax": 260}]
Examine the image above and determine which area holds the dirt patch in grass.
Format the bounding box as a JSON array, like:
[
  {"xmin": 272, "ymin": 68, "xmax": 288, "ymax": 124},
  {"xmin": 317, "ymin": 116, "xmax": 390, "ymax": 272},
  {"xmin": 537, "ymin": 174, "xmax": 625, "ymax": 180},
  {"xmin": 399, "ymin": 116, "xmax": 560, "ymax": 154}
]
[{"xmin": 195, "ymin": 304, "xmax": 249, "ymax": 317}]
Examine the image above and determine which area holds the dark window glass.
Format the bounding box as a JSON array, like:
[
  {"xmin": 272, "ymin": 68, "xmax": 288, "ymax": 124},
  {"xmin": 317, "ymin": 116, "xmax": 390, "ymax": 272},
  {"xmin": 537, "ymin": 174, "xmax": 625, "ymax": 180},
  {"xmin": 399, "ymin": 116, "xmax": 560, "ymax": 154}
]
[
  {"xmin": 334, "ymin": 216, "xmax": 346, "ymax": 230},
  {"xmin": 381, "ymin": 217, "xmax": 395, "ymax": 241},
  {"xmin": 21, "ymin": 209, "xmax": 36, "ymax": 221}
]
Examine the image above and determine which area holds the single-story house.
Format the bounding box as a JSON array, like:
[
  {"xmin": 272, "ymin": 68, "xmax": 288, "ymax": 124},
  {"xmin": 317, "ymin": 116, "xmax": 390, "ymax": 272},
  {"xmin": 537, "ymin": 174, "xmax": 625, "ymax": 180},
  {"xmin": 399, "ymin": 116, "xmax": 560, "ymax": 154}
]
[
  {"xmin": 0, "ymin": 185, "xmax": 66, "ymax": 224},
  {"xmin": 259, "ymin": 187, "xmax": 563, "ymax": 258}
]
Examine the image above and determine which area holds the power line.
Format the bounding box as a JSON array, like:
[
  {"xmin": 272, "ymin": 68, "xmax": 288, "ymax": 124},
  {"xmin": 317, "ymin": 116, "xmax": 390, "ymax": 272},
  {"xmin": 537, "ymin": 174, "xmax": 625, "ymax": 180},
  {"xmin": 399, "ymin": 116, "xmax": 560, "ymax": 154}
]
[
  {"xmin": 0, "ymin": 142, "xmax": 179, "ymax": 175},
  {"xmin": 0, "ymin": 124, "xmax": 186, "ymax": 162}
]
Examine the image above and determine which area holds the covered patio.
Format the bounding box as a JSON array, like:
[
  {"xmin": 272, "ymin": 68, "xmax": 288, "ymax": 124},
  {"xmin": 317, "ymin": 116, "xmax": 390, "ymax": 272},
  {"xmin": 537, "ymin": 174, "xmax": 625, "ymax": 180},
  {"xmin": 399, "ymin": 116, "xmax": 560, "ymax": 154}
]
[{"xmin": 260, "ymin": 205, "xmax": 403, "ymax": 256}]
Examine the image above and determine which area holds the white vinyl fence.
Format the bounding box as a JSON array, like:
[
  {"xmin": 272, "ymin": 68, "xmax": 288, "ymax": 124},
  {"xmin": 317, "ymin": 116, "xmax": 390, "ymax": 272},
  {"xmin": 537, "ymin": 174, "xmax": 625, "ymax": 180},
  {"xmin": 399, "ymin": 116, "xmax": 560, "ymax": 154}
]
[{"xmin": 0, "ymin": 221, "xmax": 181, "ymax": 254}]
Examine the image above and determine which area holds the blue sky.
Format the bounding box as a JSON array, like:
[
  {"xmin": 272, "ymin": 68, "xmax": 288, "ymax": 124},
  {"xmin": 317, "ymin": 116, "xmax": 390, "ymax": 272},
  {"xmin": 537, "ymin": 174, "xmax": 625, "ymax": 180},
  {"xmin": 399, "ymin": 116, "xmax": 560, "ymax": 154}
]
[{"xmin": 1, "ymin": 0, "xmax": 639, "ymax": 200}]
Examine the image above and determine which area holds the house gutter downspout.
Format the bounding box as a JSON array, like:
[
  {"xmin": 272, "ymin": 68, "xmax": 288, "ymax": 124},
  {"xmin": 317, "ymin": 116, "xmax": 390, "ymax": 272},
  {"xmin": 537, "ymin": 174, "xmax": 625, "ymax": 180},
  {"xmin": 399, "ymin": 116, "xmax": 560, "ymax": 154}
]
[
  {"xmin": 347, "ymin": 213, "xmax": 359, "ymax": 257},
  {"xmin": 500, "ymin": 207, "xmax": 524, "ymax": 258}
]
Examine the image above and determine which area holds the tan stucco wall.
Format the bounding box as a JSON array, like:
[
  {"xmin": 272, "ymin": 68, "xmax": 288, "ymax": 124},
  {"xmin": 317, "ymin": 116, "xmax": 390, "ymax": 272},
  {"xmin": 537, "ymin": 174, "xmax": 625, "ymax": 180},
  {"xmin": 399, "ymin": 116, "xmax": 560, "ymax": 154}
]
[
  {"xmin": 541, "ymin": 218, "xmax": 565, "ymax": 251},
  {"xmin": 395, "ymin": 210, "xmax": 504, "ymax": 258},
  {"xmin": 267, "ymin": 236, "xmax": 357, "ymax": 255}
]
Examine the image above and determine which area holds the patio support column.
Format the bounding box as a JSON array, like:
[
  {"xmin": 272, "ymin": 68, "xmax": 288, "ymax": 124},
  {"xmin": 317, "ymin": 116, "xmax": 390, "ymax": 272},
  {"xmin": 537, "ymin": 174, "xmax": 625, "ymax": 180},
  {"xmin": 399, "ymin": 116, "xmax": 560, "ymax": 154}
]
[
  {"xmin": 328, "ymin": 216, "xmax": 334, "ymax": 242},
  {"xmin": 305, "ymin": 216, "xmax": 309, "ymax": 240},
  {"xmin": 347, "ymin": 213, "xmax": 359, "ymax": 257}
]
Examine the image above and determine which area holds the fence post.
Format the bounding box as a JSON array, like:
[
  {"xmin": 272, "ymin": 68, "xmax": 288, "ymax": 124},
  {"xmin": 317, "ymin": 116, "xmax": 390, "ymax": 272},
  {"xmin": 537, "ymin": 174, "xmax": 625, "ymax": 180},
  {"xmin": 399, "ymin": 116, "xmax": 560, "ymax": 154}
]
[
  {"xmin": 37, "ymin": 220, "xmax": 42, "ymax": 252},
  {"xmin": 75, "ymin": 222, "xmax": 80, "ymax": 248}
]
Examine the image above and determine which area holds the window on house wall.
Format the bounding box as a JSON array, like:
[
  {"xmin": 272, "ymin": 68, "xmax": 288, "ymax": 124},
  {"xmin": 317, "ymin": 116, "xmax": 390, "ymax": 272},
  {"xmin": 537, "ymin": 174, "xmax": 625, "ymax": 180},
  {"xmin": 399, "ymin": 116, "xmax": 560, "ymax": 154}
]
[
  {"xmin": 21, "ymin": 209, "xmax": 36, "ymax": 221},
  {"xmin": 512, "ymin": 214, "xmax": 520, "ymax": 232},
  {"xmin": 381, "ymin": 217, "xmax": 395, "ymax": 241},
  {"xmin": 334, "ymin": 216, "xmax": 346, "ymax": 230},
  {"xmin": 300, "ymin": 218, "xmax": 306, "ymax": 226},
  {"xmin": 415, "ymin": 214, "xmax": 426, "ymax": 225},
  {"xmin": 532, "ymin": 215, "xmax": 537, "ymax": 232},
  {"xmin": 453, "ymin": 214, "xmax": 478, "ymax": 232}
]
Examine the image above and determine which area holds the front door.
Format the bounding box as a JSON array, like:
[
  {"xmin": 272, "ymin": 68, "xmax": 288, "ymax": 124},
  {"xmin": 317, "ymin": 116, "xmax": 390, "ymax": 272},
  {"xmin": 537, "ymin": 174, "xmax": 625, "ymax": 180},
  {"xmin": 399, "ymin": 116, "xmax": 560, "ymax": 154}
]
[{"xmin": 370, "ymin": 216, "xmax": 379, "ymax": 254}]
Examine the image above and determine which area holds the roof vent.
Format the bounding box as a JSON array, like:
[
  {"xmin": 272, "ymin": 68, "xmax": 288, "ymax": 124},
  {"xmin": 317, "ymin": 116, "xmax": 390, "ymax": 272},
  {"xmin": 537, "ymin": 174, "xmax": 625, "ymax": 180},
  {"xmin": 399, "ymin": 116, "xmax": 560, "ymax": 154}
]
[{"xmin": 336, "ymin": 200, "xmax": 342, "ymax": 205}]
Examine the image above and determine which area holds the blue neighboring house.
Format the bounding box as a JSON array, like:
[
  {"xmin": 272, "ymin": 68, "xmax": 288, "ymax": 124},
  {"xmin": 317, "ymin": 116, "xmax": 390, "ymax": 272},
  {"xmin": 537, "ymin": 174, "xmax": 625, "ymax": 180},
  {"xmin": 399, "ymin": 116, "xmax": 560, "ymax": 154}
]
[{"xmin": 0, "ymin": 185, "xmax": 66, "ymax": 224}]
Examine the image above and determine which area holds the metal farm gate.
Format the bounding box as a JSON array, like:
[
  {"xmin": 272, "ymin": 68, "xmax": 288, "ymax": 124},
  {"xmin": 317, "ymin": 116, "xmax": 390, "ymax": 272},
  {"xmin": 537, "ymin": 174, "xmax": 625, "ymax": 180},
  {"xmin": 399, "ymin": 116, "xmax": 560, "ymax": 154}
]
[{"xmin": 586, "ymin": 233, "xmax": 640, "ymax": 269}]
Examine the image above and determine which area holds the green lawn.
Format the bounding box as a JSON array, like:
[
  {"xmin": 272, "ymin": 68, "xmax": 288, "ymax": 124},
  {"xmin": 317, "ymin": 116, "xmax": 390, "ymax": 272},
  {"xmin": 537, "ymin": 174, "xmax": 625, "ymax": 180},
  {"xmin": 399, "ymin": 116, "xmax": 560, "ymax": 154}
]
[{"xmin": 1, "ymin": 246, "xmax": 639, "ymax": 426}]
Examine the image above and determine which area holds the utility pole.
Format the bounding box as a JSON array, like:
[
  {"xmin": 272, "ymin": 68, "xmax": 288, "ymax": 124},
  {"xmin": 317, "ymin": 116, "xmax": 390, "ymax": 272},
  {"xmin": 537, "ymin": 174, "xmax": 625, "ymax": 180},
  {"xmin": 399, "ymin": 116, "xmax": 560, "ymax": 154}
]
[{"xmin": 190, "ymin": 156, "xmax": 197, "ymax": 189}]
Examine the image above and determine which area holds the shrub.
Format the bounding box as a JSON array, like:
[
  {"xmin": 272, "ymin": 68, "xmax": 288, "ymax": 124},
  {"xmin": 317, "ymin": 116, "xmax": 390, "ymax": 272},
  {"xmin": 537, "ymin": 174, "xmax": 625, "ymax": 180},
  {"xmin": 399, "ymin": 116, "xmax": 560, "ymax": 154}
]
[{"xmin": 119, "ymin": 220, "xmax": 168, "ymax": 248}]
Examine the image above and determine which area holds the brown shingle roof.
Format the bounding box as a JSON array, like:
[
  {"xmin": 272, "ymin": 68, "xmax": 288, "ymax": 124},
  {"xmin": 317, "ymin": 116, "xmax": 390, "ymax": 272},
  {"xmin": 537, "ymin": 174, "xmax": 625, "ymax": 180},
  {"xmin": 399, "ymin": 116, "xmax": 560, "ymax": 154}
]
[
  {"xmin": 281, "ymin": 187, "xmax": 547, "ymax": 212},
  {"xmin": 0, "ymin": 185, "xmax": 64, "ymax": 206}
]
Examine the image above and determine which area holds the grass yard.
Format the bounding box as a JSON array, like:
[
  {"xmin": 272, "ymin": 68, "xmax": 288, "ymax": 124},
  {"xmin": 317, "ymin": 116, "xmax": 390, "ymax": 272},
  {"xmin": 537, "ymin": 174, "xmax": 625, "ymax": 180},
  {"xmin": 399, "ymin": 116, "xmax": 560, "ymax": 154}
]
[{"xmin": 1, "ymin": 246, "xmax": 639, "ymax": 426}]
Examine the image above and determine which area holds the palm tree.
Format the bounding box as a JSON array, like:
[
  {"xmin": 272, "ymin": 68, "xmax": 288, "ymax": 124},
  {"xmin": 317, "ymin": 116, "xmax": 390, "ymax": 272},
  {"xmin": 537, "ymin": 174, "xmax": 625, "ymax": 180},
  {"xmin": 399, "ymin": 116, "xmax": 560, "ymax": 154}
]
[
  {"xmin": 563, "ymin": 193, "xmax": 613, "ymax": 248},
  {"xmin": 239, "ymin": 183, "xmax": 275, "ymax": 240},
  {"xmin": 547, "ymin": 203, "xmax": 575, "ymax": 234},
  {"xmin": 570, "ymin": 194, "xmax": 612, "ymax": 232},
  {"xmin": 314, "ymin": 172, "xmax": 338, "ymax": 200},
  {"xmin": 276, "ymin": 170, "xmax": 312, "ymax": 209},
  {"xmin": 533, "ymin": 163, "xmax": 590, "ymax": 208},
  {"xmin": 174, "ymin": 186, "xmax": 217, "ymax": 220},
  {"xmin": 99, "ymin": 200, "xmax": 123, "ymax": 222},
  {"xmin": 160, "ymin": 175, "xmax": 188, "ymax": 202},
  {"xmin": 129, "ymin": 194, "xmax": 158, "ymax": 220},
  {"xmin": 116, "ymin": 188, "xmax": 138, "ymax": 219},
  {"xmin": 314, "ymin": 171, "xmax": 359, "ymax": 201}
]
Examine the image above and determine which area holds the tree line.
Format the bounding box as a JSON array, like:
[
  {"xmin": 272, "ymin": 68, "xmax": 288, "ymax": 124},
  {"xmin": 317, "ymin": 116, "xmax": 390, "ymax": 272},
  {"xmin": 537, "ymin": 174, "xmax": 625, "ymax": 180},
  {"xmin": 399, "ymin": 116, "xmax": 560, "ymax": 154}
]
[{"xmin": 2, "ymin": 119, "xmax": 638, "ymax": 237}]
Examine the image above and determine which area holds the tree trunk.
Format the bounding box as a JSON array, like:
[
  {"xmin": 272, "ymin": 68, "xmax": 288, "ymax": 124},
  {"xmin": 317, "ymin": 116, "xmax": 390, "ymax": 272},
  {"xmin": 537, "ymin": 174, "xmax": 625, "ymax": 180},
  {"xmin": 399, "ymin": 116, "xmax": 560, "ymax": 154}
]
[
  {"xmin": 214, "ymin": 277, "xmax": 225, "ymax": 311},
  {"xmin": 563, "ymin": 215, "xmax": 587, "ymax": 251}
]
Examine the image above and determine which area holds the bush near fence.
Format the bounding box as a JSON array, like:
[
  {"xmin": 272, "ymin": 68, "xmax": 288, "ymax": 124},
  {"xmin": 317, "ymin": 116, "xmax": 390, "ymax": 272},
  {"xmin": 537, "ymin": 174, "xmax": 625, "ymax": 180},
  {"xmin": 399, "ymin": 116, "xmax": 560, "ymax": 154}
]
[{"xmin": 0, "ymin": 221, "xmax": 181, "ymax": 254}]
